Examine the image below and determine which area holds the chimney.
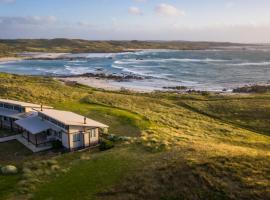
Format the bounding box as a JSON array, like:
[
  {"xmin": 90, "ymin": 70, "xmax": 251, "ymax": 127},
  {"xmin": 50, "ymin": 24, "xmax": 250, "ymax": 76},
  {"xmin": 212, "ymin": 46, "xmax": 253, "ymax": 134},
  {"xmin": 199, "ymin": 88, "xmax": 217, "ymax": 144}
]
[
  {"xmin": 84, "ymin": 117, "xmax": 87, "ymax": 124},
  {"xmin": 41, "ymin": 104, "xmax": 43, "ymax": 111}
]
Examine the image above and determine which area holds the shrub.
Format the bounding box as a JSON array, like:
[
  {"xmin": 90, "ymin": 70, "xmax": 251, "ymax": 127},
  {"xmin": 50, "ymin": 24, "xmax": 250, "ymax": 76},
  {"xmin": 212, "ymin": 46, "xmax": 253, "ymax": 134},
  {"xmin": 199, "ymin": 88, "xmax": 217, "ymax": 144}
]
[
  {"xmin": 51, "ymin": 165, "xmax": 60, "ymax": 171},
  {"xmin": 52, "ymin": 140, "xmax": 63, "ymax": 149},
  {"xmin": 22, "ymin": 167, "xmax": 31, "ymax": 174},
  {"xmin": 1, "ymin": 165, "xmax": 18, "ymax": 175},
  {"xmin": 46, "ymin": 159, "xmax": 58, "ymax": 166},
  {"xmin": 201, "ymin": 91, "xmax": 210, "ymax": 96},
  {"xmin": 99, "ymin": 139, "xmax": 114, "ymax": 151},
  {"xmin": 107, "ymin": 134, "xmax": 131, "ymax": 142}
]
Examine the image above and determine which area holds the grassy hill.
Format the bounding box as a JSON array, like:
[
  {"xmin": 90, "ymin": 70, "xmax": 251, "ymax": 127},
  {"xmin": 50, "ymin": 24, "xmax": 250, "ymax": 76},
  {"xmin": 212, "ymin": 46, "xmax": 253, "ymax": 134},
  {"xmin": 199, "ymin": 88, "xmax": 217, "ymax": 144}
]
[
  {"xmin": 0, "ymin": 39, "xmax": 242, "ymax": 58},
  {"xmin": 0, "ymin": 73, "xmax": 269, "ymax": 200}
]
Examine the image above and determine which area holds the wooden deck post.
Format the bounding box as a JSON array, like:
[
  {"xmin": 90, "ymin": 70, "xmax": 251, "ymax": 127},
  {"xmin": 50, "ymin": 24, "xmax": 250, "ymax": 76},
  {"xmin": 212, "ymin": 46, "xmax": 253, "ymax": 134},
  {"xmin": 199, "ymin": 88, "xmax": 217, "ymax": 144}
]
[
  {"xmin": 10, "ymin": 118, "xmax": 13, "ymax": 131},
  {"xmin": 89, "ymin": 130, "xmax": 91, "ymax": 147},
  {"xmin": 35, "ymin": 135, "xmax": 38, "ymax": 147},
  {"xmin": 67, "ymin": 126, "xmax": 71, "ymax": 151}
]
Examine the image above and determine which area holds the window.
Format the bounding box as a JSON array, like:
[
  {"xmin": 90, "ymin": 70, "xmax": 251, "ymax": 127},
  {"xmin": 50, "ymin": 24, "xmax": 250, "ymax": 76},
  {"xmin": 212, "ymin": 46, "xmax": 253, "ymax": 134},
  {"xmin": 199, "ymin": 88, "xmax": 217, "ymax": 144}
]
[
  {"xmin": 4, "ymin": 104, "xmax": 13, "ymax": 110},
  {"xmin": 90, "ymin": 129, "xmax": 96, "ymax": 138},
  {"xmin": 73, "ymin": 133, "xmax": 81, "ymax": 142},
  {"xmin": 0, "ymin": 103, "xmax": 3, "ymax": 107},
  {"xmin": 14, "ymin": 106, "xmax": 23, "ymax": 113}
]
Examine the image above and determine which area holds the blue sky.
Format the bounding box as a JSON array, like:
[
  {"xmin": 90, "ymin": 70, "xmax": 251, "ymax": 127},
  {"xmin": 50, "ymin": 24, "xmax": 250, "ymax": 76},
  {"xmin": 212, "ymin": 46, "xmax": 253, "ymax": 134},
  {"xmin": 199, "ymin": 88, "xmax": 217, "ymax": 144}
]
[{"xmin": 0, "ymin": 0, "xmax": 270, "ymax": 42}]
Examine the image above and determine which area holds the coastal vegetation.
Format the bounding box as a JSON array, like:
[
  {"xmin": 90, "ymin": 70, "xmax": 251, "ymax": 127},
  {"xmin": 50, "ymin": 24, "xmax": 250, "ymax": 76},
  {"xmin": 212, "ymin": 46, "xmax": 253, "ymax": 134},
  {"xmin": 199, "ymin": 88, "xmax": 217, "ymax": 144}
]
[
  {"xmin": 233, "ymin": 85, "xmax": 270, "ymax": 93},
  {"xmin": 0, "ymin": 39, "xmax": 242, "ymax": 58},
  {"xmin": 0, "ymin": 73, "xmax": 269, "ymax": 200}
]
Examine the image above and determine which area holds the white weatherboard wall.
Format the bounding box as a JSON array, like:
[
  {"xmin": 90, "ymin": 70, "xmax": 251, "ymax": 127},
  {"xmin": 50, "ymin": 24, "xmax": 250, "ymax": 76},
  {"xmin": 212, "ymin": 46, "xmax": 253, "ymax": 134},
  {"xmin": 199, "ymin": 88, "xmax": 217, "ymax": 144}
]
[
  {"xmin": 84, "ymin": 128, "xmax": 99, "ymax": 147},
  {"xmin": 61, "ymin": 132, "xmax": 69, "ymax": 149},
  {"xmin": 60, "ymin": 126, "xmax": 100, "ymax": 150},
  {"xmin": 69, "ymin": 126, "xmax": 99, "ymax": 149}
]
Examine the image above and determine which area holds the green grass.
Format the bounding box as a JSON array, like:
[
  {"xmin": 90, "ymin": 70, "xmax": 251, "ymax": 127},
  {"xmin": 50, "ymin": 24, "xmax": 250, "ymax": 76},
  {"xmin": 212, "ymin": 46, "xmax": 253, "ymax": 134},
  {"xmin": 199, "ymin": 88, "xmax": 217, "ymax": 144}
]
[
  {"xmin": 0, "ymin": 141, "xmax": 31, "ymax": 200},
  {"xmin": 175, "ymin": 94, "xmax": 270, "ymax": 136},
  {"xmin": 0, "ymin": 140, "xmax": 32, "ymax": 165},
  {"xmin": 0, "ymin": 175, "xmax": 20, "ymax": 200},
  {"xmin": 0, "ymin": 73, "xmax": 269, "ymax": 200},
  {"xmin": 32, "ymin": 147, "xmax": 145, "ymax": 200}
]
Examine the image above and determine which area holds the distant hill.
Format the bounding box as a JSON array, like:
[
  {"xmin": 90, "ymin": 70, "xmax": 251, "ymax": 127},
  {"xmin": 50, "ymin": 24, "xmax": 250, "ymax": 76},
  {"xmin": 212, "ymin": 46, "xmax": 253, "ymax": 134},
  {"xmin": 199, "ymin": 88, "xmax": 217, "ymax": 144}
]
[{"xmin": 0, "ymin": 38, "xmax": 244, "ymax": 58}]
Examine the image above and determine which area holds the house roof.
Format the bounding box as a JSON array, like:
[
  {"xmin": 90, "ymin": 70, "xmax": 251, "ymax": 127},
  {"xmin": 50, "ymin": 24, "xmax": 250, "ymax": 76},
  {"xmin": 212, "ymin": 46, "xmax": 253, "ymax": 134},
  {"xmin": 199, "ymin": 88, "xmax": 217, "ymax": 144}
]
[
  {"xmin": 0, "ymin": 108, "xmax": 19, "ymax": 118},
  {"xmin": 15, "ymin": 116, "xmax": 61, "ymax": 135},
  {"xmin": 37, "ymin": 109, "xmax": 109, "ymax": 128},
  {"xmin": 0, "ymin": 99, "xmax": 53, "ymax": 109}
]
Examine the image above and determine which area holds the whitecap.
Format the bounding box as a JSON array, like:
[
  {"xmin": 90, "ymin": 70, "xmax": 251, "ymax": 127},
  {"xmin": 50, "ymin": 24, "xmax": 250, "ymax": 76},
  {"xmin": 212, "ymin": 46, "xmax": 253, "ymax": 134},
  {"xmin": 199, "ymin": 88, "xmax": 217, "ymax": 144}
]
[
  {"xmin": 64, "ymin": 65, "xmax": 92, "ymax": 75},
  {"xmin": 114, "ymin": 58, "xmax": 229, "ymax": 65},
  {"xmin": 229, "ymin": 62, "xmax": 270, "ymax": 66},
  {"xmin": 111, "ymin": 64, "xmax": 124, "ymax": 69}
]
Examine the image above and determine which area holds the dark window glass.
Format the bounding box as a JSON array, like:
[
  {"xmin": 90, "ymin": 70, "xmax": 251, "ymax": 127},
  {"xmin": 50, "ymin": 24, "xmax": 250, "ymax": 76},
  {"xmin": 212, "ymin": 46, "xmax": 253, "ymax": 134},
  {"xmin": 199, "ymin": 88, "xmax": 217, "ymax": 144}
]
[{"xmin": 73, "ymin": 133, "xmax": 81, "ymax": 142}]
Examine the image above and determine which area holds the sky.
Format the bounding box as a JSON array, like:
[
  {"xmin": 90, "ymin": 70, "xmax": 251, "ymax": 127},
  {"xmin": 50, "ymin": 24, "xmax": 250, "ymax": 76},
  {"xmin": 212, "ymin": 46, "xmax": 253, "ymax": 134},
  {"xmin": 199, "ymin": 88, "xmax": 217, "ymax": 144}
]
[{"xmin": 0, "ymin": 0, "xmax": 270, "ymax": 43}]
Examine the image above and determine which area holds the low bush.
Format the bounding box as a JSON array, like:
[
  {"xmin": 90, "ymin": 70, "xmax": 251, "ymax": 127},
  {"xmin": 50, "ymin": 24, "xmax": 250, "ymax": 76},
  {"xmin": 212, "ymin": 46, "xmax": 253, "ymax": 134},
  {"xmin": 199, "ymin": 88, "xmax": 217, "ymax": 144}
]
[
  {"xmin": 46, "ymin": 159, "xmax": 58, "ymax": 166},
  {"xmin": 233, "ymin": 85, "xmax": 270, "ymax": 93},
  {"xmin": 1, "ymin": 165, "xmax": 18, "ymax": 175},
  {"xmin": 99, "ymin": 139, "xmax": 114, "ymax": 151},
  {"xmin": 51, "ymin": 165, "xmax": 60, "ymax": 171},
  {"xmin": 52, "ymin": 140, "xmax": 63, "ymax": 149},
  {"xmin": 108, "ymin": 134, "xmax": 131, "ymax": 142}
]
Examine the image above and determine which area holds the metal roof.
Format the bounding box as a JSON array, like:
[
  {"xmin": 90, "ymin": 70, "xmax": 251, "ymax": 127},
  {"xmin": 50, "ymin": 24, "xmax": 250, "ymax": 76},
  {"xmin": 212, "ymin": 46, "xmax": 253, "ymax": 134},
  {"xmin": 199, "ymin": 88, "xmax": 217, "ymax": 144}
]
[
  {"xmin": 38, "ymin": 109, "xmax": 109, "ymax": 128},
  {"xmin": 0, "ymin": 108, "xmax": 20, "ymax": 118},
  {"xmin": 0, "ymin": 99, "xmax": 53, "ymax": 109},
  {"xmin": 15, "ymin": 116, "xmax": 61, "ymax": 134}
]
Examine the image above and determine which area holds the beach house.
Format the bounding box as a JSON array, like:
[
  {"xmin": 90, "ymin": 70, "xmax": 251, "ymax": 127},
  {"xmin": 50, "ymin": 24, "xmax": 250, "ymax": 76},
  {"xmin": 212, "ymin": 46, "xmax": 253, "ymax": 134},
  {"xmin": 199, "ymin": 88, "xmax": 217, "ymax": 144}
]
[{"xmin": 0, "ymin": 99, "xmax": 108, "ymax": 152}]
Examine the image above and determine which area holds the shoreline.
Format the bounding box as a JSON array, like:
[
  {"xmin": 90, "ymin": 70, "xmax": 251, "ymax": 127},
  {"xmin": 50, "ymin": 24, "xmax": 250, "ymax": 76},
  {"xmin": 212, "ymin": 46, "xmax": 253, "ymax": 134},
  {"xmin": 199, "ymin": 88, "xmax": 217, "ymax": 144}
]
[{"xmin": 56, "ymin": 76, "xmax": 270, "ymax": 94}]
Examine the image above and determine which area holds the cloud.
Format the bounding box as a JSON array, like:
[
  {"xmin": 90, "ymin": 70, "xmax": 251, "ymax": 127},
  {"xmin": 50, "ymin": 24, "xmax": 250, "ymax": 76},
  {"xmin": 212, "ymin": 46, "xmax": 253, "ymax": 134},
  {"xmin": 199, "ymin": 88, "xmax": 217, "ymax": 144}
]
[
  {"xmin": 155, "ymin": 3, "xmax": 185, "ymax": 17},
  {"xmin": 0, "ymin": 16, "xmax": 57, "ymax": 26},
  {"xmin": 0, "ymin": 0, "xmax": 15, "ymax": 3},
  {"xmin": 225, "ymin": 2, "xmax": 235, "ymax": 9},
  {"xmin": 128, "ymin": 7, "xmax": 143, "ymax": 15}
]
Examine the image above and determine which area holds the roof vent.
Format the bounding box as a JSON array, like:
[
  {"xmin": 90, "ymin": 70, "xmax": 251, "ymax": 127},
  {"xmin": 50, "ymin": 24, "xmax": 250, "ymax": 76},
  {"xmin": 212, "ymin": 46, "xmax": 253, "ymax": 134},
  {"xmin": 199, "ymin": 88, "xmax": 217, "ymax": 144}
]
[{"xmin": 84, "ymin": 117, "xmax": 87, "ymax": 124}]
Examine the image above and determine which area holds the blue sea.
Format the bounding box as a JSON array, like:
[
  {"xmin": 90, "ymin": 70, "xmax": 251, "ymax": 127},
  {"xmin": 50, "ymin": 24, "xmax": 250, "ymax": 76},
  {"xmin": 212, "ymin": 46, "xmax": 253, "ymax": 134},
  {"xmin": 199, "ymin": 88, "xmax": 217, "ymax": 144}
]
[{"xmin": 1, "ymin": 48, "xmax": 270, "ymax": 91}]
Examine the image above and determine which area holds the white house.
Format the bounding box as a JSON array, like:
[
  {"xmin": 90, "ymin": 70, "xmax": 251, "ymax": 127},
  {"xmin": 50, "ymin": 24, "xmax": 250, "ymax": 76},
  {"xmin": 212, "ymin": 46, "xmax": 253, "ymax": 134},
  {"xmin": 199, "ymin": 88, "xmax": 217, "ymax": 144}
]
[{"xmin": 0, "ymin": 99, "xmax": 108, "ymax": 151}]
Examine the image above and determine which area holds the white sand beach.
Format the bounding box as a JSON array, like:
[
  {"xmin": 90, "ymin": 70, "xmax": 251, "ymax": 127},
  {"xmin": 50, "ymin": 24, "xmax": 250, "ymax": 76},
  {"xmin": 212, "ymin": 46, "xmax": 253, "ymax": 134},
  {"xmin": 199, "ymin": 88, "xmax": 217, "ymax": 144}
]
[
  {"xmin": 56, "ymin": 77, "xmax": 154, "ymax": 92},
  {"xmin": 18, "ymin": 53, "xmax": 69, "ymax": 59},
  {"xmin": 0, "ymin": 57, "xmax": 23, "ymax": 62},
  {"xmin": 57, "ymin": 77, "xmax": 122, "ymax": 91}
]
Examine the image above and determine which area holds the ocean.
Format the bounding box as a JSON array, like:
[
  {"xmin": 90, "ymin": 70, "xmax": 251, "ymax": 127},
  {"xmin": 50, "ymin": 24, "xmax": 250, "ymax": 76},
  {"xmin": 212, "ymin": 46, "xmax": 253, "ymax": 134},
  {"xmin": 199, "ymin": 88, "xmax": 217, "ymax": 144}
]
[{"xmin": 1, "ymin": 49, "xmax": 270, "ymax": 91}]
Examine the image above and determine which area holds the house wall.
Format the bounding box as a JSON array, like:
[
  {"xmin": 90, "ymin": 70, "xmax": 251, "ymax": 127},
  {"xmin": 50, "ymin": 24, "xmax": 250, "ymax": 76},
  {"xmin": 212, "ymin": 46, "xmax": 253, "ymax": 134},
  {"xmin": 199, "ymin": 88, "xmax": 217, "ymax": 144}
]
[
  {"xmin": 68, "ymin": 126, "xmax": 99, "ymax": 150},
  {"xmin": 84, "ymin": 128, "xmax": 99, "ymax": 147},
  {"xmin": 61, "ymin": 132, "xmax": 70, "ymax": 149},
  {"xmin": 25, "ymin": 107, "xmax": 33, "ymax": 113}
]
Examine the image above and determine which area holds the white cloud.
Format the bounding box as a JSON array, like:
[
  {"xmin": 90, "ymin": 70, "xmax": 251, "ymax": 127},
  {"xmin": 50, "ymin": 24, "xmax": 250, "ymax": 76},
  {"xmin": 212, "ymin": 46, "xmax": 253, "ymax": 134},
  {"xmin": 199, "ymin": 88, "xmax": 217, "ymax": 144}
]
[
  {"xmin": 77, "ymin": 21, "xmax": 95, "ymax": 28},
  {"xmin": 0, "ymin": 16, "xmax": 57, "ymax": 25},
  {"xmin": 155, "ymin": 3, "xmax": 185, "ymax": 17},
  {"xmin": 128, "ymin": 7, "xmax": 143, "ymax": 15}
]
